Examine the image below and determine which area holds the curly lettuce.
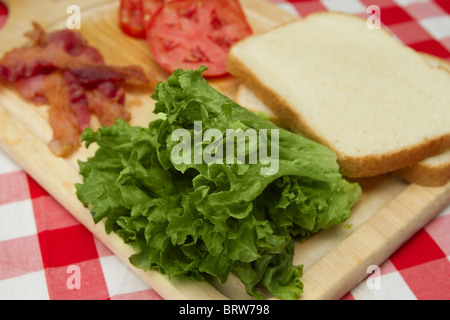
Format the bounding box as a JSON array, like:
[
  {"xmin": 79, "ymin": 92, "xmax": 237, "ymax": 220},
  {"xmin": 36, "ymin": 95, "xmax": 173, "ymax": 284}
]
[{"xmin": 75, "ymin": 67, "xmax": 361, "ymax": 300}]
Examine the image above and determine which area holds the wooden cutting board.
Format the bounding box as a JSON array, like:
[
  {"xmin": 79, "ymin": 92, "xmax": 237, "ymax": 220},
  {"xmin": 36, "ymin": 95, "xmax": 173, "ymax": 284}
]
[{"xmin": 0, "ymin": 0, "xmax": 449, "ymax": 300}]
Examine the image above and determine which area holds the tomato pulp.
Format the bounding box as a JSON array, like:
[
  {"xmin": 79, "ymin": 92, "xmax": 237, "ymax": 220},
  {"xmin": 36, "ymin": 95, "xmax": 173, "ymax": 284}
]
[
  {"xmin": 146, "ymin": 0, "xmax": 252, "ymax": 77},
  {"xmin": 0, "ymin": 1, "xmax": 8, "ymax": 29},
  {"xmin": 119, "ymin": 0, "xmax": 146, "ymax": 38}
]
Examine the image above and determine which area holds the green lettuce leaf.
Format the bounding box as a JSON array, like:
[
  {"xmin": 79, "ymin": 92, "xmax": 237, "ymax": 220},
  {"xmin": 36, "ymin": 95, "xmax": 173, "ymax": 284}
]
[{"xmin": 75, "ymin": 67, "xmax": 361, "ymax": 300}]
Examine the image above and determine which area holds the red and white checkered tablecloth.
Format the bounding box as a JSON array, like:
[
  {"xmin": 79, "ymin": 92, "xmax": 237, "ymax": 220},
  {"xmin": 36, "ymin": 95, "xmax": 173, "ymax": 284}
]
[{"xmin": 0, "ymin": 0, "xmax": 449, "ymax": 301}]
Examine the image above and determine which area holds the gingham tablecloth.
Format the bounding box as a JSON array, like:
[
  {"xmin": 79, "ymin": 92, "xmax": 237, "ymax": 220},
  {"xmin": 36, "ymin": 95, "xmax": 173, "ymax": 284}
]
[{"xmin": 0, "ymin": 0, "xmax": 449, "ymax": 300}]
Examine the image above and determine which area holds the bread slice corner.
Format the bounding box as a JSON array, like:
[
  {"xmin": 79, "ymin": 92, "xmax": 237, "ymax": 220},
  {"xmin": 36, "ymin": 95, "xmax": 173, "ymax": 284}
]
[{"xmin": 394, "ymin": 149, "xmax": 450, "ymax": 187}]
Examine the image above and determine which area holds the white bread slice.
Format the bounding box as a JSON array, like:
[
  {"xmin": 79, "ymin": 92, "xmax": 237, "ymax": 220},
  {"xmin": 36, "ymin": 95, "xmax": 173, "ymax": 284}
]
[
  {"xmin": 236, "ymin": 84, "xmax": 450, "ymax": 186},
  {"xmin": 395, "ymin": 149, "xmax": 450, "ymax": 186},
  {"xmin": 394, "ymin": 53, "xmax": 450, "ymax": 186},
  {"xmin": 227, "ymin": 12, "xmax": 450, "ymax": 178}
]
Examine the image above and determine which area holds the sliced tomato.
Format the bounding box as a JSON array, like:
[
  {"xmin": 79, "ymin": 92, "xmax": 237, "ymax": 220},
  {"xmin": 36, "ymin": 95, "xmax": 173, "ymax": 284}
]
[
  {"xmin": 0, "ymin": 2, "xmax": 8, "ymax": 29},
  {"xmin": 119, "ymin": 0, "xmax": 146, "ymax": 39},
  {"xmin": 146, "ymin": 0, "xmax": 252, "ymax": 77},
  {"xmin": 141, "ymin": 0, "xmax": 164, "ymax": 30}
]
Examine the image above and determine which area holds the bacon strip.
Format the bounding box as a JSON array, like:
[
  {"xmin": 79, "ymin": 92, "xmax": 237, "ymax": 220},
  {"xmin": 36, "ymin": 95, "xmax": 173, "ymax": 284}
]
[
  {"xmin": 69, "ymin": 65, "xmax": 150, "ymax": 87},
  {"xmin": 63, "ymin": 71, "xmax": 91, "ymax": 130},
  {"xmin": 0, "ymin": 45, "xmax": 103, "ymax": 82},
  {"xmin": 26, "ymin": 22, "xmax": 105, "ymax": 64},
  {"xmin": 45, "ymin": 72, "xmax": 84, "ymax": 157},
  {"xmin": 15, "ymin": 74, "xmax": 48, "ymax": 105},
  {"xmin": 0, "ymin": 23, "xmax": 105, "ymax": 82},
  {"xmin": 14, "ymin": 71, "xmax": 88, "ymax": 156},
  {"xmin": 0, "ymin": 23, "xmax": 152, "ymax": 157},
  {"xmin": 87, "ymin": 81, "xmax": 130, "ymax": 127}
]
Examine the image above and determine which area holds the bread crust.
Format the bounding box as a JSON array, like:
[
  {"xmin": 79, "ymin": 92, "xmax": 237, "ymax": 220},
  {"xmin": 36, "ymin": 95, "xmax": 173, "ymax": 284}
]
[
  {"xmin": 395, "ymin": 158, "xmax": 450, "ymax": 187},
  {"xmin": 226, "ymin": 13, "xmax": 450, "ymax": 178}
]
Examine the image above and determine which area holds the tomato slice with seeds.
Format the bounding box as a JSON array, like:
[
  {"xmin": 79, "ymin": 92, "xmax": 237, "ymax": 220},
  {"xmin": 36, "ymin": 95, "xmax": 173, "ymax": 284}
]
[
  {"xmin": 146, "ymin": 0, "xmax": 252, "ymax": 77},
  {"xmin": 119, "ymin": 0, "xmax": 146, "ymax": 39}
]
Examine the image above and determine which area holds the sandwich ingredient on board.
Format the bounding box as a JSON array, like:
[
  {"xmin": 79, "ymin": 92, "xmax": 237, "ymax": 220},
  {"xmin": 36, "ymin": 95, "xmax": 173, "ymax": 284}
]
[
  {"xmin": 235, "ymin": 84, "xmax": 450, "ymax": 187},
  {"xmin": 119, "ymin": 0, "xmax": 147, "ymax": 39},
  {"xmin": 395, "ymin": 149, "xmax": 450, "ymax": 187},
  {"xmin": 227, "ymin": 12, "xmax": 450, "ymax": 181},
  {"xmin": 119, "ymin": 0, "xmax": 253, "ymax": 77},
  {"xmin": 0, "ymin": 1, "xmax": 6, "ymax": 29},
  {"xmin": 75, "ymin": 67, "xmax": 362, "ymax": 300},
  {"xmin": 0, "ymin": 24, "xmax": 153, "ymax": 157}
]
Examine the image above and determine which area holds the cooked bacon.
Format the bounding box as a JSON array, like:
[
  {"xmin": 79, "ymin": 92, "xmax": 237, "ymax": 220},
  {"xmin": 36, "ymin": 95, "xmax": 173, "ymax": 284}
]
[
  {"xmin": 0, "ymin": 48, "xmax": 55, "ymax": 82},
  {"xmin": 42, "ymin": 72, "xmax": 83, "ymax": 157},
  {"xmin": 64, "ymin": 71, "xmax": 91, "ymax": 130},
  {"xmin": 15, "ymin": 71, "xmax": 91, "ymax": 131},
  {"xmin": 14, "ymin": 72, "xmax": 130, "ymax": 156},
  {"xmin": 0, "ymin": 23, "xmax": 153, "ymax": 157},
  {"xmin": 15, "ymin": 74, "xmax": 48, "ymax": 105},
  {"xmin": 26, "ymin": 22, "xmax": 104, "ymax": 64},
  {"xmin": 0, "ymin": 23, "xmax": 105, "ymax": 82},
  {"xmin": 87, "ymin": 81, "xmax": 130, "ymax": 127},
  {"xmin": 14, "ymin": 71, "xmax": 87, "ymax": 156},
  {"xmin": 24, "ymin": 22, "xmax": 48, "ymax": 47},
  {"xmin": 0, "ymin": 24, "xmax": 152, "ymax": 85},
  {"xmin": 0, "ymin": 45, "xmax": 102, "ymax": 82},
  {"xmin": 69, "ymin": 65, "xmax": 150, "ymax": 87}
]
